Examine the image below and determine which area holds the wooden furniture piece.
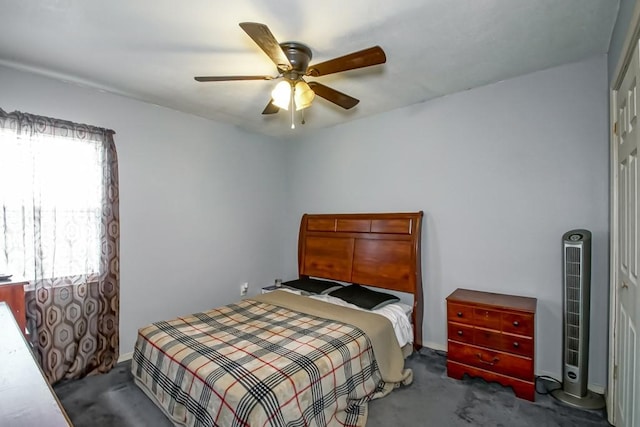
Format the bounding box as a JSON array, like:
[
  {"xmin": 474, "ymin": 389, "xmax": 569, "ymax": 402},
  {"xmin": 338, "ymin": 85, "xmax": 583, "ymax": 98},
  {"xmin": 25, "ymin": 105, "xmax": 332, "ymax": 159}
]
[
  {"xmin": 0, "ymin": 302, "xmax": 72, "ymax": 426},
  {"xmin": 0, "ymin": 277, "xmax": 28, "ymax": 336},
  {"xmin": 446, "ymin": 288, "xmax": 537, "ymax": 401},
  {"xmin": 298, "ymin": 211, "xmax": 424, "ymax": 348}
]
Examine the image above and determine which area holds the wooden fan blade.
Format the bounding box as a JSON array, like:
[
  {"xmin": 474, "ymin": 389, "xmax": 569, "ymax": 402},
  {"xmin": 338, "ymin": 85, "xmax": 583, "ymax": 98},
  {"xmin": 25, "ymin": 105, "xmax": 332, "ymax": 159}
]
[
  {"xmin": 239, "ymin": 22, "xmax": 291, "ymax": 70},
  {"xmin": 307, "ymin": 46, "xmax": 386, "ymax": 77},
  {"xmin": 194, "ymin": 75, "xmax": 274, "ymax": 82},
  {"xmin": 307, "ymin": 82, "xmax": 359, "ymax": 109},
  {"xmin": 262, "ymin": 100, "xmax": 280, "ymax": 115}
]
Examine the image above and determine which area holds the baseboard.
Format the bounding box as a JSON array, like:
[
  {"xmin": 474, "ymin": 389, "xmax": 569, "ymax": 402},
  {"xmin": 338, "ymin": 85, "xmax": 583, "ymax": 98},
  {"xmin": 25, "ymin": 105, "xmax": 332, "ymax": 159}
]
[
  {"xmin": 588, "ymin": 384, "xmax": 605, "ymax": 395},
  {"xmin": 118, "ymin": 351, "xmax": 133, "ymax": 363},
  {"xmin": 422, "ymin": 341, "xmax": 447, "ymax": 352}
]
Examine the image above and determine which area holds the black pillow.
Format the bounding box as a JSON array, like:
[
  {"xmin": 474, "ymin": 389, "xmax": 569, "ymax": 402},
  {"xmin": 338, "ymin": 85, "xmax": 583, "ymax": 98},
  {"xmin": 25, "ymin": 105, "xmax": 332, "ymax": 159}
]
[
  {"xmin": 282, "ymin": 277, "xmax": 343, "ymax": 295},
  {"xmin": 328, "ymin": 284, "xmax": 400, "ymax": 310}
]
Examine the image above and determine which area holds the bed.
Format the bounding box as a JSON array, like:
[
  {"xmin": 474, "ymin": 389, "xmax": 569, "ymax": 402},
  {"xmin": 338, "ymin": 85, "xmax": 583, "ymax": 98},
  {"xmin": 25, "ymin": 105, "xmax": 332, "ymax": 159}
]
[{"xmin": 132, "ymin": 211, "xmax": 424, "ymax": 427}]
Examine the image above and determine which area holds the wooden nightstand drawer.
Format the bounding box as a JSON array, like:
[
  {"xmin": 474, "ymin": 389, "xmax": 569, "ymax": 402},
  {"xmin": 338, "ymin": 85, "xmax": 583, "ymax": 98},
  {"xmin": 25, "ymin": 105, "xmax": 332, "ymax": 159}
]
[
  {"xmin": 448, "ymin": 322, "xmax": 474, "ymax": 345},
  {"xmin": 498, "ymin": 333, "xmax": 534, "ymax": 357},
  {"xmin": 473, "ymin": 308, "xmax": 501, "ymax": 330},
  {"xmin": 473, "ymin": 327, "xmax": 502, "ymax": 349},
  {"xmin": 447, "ymin": 303, "xmax": 474, "ymax": 324},
  {"xmin": 502, "ymin": 312, "xmax": 534, "ymax": 336},
  {"xmin": 466, "ymin": 327, "xmax": 534, "ymax": 357},
  {"xmin": 448, "ymin": 341, "xmax": 533, "ymax": 381}
]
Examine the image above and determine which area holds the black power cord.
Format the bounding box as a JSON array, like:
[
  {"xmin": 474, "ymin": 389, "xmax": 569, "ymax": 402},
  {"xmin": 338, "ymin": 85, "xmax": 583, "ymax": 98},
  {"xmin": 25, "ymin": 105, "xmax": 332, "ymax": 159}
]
[{"xmin": 535, "ymin": 375, "xmax": 562, "ymax": 396}]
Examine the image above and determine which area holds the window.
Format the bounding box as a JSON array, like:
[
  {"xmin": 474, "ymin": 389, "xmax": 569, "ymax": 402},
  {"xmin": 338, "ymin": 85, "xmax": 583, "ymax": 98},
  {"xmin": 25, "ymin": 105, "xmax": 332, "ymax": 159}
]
[{"xmin": 0, "ymin": 129, "xmax": 103, "ymax": 280}]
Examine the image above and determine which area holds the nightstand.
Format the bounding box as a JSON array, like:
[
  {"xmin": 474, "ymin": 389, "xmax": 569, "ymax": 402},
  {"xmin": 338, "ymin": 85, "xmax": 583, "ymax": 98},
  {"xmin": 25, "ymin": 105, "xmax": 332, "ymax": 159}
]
[{"xmin": 446, "ymin": 288, "xmax": 537, "ymax": 401}]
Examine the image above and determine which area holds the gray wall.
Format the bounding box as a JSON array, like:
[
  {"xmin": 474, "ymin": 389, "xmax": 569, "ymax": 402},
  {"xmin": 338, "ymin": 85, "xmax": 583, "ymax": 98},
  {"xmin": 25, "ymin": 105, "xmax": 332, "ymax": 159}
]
[
  {"xmin": 283, "ymin": 55, "xmax": 610, "ymax": 388},
  {"xmin": 0, "ymin": 65, "xmax": 288, "ymax": 355}
]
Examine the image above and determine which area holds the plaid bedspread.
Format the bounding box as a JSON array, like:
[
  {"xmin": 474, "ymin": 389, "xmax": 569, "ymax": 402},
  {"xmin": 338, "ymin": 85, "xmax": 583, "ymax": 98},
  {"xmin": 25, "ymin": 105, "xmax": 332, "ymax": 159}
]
[{"xmin": 132, "ymin": 298, "xmax": 389, "ymax": 427}]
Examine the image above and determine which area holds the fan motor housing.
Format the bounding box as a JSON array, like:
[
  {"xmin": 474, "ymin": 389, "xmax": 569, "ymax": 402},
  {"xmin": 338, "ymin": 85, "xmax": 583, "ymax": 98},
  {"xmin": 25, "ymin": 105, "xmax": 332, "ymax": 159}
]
[{"xmin": 279, "ymin": 42, "xmax": 312, "ymax": 75}]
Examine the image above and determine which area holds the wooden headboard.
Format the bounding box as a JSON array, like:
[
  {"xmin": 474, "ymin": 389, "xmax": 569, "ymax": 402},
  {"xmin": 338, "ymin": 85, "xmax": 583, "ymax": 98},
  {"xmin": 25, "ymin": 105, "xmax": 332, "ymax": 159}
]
[{"xmin": 297, "ymin": 211, "xmax": 424, "ymax": 349}]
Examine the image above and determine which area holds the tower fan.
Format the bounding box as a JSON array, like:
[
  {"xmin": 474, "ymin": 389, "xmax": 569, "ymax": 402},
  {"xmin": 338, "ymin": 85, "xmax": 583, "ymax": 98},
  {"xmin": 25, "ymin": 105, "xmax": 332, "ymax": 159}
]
[{"xmin": 551, "ymin": 229, "xmax": 604, "ymax": 409}]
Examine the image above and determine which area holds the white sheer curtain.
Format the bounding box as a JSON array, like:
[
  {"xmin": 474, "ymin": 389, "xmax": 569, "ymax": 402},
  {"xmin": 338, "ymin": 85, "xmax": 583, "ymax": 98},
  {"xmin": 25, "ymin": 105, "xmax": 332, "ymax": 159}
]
[{"xmin": 0, "ymin": 129, "xmax": 103, "ymax": 280}]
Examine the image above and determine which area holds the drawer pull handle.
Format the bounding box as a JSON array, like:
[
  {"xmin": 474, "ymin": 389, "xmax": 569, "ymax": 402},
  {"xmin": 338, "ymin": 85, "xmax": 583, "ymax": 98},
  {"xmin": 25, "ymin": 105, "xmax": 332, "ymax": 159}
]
[
  {"xmin": 457, "ymin": 312, "xmax": 463, "ymax": 317},
  {"xmin": 513, "ymin": 342, "xmax": 520, "ymax": 348},
  {"xmin": 476, "ymin": 353, "xmax": 499, "ymax": 366},
  {"xmin": 457, "ymin": 330, "xmax": 463, "ymax": 336},
  {"xmin": 512, "ymin": 321, "xmax": 520, "ymax": 327}
]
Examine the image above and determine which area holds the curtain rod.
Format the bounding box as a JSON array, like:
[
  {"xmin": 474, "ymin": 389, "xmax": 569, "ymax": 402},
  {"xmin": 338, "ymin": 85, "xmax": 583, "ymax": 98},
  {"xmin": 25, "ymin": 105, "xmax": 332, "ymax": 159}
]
[{"xmin": 0, "ymin": 108, "xmax": 116, "ymax": 136}]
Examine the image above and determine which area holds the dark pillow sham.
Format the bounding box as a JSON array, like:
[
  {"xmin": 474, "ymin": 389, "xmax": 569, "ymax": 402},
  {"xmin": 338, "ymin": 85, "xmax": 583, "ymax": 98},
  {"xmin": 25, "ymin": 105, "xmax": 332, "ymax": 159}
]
[
  {"xmin": 328, "ymin": 284, "xmax": 400, "ymax": 310},
  {"xmin": 282, "ymin": 277, "xmax": 343, "ymax": 295}
]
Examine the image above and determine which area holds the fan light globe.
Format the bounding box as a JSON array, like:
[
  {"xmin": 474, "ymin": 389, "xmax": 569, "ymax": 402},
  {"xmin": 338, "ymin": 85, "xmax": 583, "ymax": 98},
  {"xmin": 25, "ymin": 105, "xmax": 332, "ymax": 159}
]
[
  {"xmin": 294, "ymin": 81, "xmax": 315, "ymax": 110},
  {"xmin": 271, "ymin": 81, "xmax": 291, "ymax": 110}
]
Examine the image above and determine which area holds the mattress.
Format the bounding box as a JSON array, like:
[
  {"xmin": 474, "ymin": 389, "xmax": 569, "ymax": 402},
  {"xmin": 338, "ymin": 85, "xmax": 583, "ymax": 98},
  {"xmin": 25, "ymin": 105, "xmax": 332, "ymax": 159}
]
[{"xmin": 131, "ymin": 291, "xmax": 411, "ymax": 427}]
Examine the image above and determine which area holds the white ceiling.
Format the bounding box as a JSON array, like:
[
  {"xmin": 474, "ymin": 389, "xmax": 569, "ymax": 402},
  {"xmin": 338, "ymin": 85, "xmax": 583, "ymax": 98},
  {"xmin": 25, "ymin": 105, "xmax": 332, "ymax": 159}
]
[{"xmin": 0, "ymin": 0, "xmax": 619, "ymax": 137}]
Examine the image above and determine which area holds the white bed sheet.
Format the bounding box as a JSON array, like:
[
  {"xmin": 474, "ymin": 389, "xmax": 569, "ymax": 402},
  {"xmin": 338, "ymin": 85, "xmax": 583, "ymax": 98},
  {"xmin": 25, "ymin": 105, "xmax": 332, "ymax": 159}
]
[{"xmin": 276, "ymin": 288, "xmax": 413, "ymax": 347}]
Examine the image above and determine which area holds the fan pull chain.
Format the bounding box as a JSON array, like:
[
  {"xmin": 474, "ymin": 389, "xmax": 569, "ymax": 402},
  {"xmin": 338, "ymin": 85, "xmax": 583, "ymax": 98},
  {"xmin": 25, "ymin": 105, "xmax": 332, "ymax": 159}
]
[
  {"xmin": 301, "ymin": 109, "xmax": 306, "ymax": 125},
  {"xmin": 290, "ymin": 84, "xmax": 295, "ymax": 129}
]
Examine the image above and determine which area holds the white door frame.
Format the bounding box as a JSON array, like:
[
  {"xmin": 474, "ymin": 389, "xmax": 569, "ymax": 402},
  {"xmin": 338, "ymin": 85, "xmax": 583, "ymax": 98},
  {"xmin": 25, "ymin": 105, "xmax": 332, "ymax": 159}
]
[{"xmin": 609, "ymin": 3, "xmax": 640, "ymax": 424}]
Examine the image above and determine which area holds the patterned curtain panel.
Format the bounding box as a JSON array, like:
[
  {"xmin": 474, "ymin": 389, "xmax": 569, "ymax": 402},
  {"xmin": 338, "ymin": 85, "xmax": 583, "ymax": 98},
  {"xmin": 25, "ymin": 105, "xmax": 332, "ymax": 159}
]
[{"xmin": 0, "ymin": 109, "xmax": 119, "ymax": 383}]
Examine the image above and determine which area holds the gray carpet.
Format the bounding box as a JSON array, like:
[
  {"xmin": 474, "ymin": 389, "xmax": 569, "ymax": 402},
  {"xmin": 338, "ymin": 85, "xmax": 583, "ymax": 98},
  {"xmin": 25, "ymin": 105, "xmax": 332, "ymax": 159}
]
[{"xmin": 54, "ymin": 348, "xmax": 611, "ymax": 426}]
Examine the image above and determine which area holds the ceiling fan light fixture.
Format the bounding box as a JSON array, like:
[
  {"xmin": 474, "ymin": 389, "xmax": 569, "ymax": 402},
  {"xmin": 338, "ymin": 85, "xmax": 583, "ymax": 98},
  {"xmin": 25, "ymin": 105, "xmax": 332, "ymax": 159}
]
[
  {"xmin": 194, "ymin": 23, "xmax": 387, "ymax": 126},
  {"xmin": 271, "ymin": 80, "xmax": 292, "ymax": 110},
  {"xmin": 294, "ymin": 81, "xmax": 315, "ymax": 110}
]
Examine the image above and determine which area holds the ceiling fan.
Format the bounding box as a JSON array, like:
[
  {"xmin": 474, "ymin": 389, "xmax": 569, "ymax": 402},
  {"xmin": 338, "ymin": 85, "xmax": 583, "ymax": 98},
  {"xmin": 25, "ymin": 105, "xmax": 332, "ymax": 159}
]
[{"xmin": 194, "ymin": 22, "xmax": 386, "ymax": 126}]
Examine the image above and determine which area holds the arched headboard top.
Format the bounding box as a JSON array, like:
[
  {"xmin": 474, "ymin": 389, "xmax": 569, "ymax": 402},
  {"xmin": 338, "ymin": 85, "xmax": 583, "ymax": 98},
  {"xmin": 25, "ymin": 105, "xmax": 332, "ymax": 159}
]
[{"xmin": 297, "ymin": 211, "xmax": 424, "ymax": 348}]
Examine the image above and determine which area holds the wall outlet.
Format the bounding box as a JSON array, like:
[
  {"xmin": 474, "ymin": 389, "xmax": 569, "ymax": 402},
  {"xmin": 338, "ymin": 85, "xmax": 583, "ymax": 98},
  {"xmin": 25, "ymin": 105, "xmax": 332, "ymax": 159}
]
[{"xmin": 240, "ymin": 282, "xmax": 248, "ymax": 296}]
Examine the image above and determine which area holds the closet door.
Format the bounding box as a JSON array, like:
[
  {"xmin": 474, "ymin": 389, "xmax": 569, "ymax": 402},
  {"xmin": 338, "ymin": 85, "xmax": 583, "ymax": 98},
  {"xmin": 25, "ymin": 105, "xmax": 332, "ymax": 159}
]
[{"xmin": 613, "ymin": 38, "xmax": 640, "ymax": 427}]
